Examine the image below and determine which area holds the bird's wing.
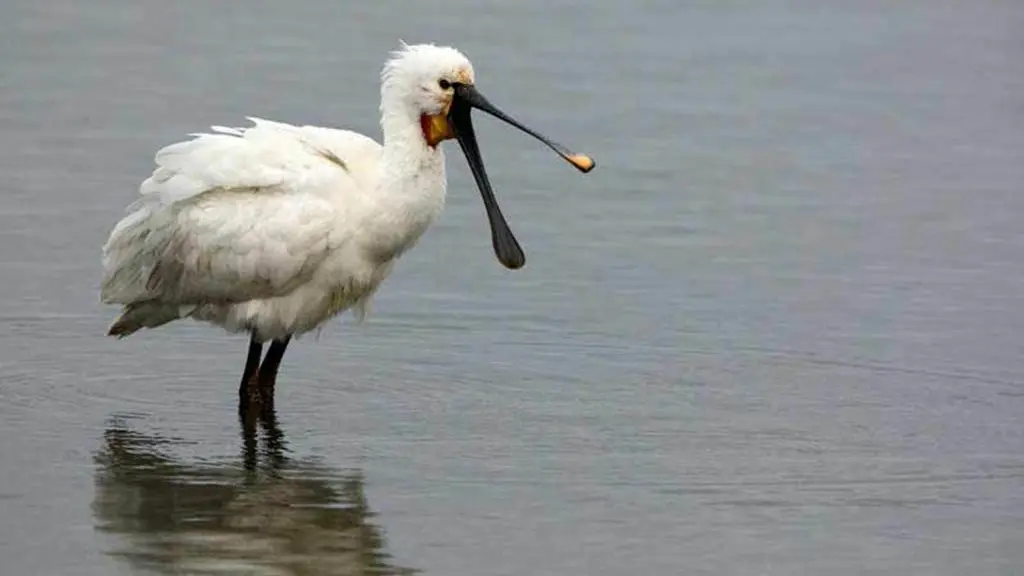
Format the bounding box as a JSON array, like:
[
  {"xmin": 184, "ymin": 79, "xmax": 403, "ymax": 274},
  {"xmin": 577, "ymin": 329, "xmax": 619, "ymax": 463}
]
[{"xmin": 101, "ymin": 118, "xmax": 382, "ymax": 305}]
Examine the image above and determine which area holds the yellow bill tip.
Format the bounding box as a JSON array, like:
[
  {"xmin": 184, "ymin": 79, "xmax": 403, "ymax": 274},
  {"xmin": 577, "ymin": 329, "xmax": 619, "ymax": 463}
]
[{"xmin": 567, "ymin": 153, "xmax": 595, "ymax": 173}]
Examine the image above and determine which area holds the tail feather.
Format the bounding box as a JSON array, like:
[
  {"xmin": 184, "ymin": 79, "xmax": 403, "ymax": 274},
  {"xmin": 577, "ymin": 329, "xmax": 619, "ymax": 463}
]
[{"xmin": 108, "ymin": 302, "xmax": 183, "ymax": 337}]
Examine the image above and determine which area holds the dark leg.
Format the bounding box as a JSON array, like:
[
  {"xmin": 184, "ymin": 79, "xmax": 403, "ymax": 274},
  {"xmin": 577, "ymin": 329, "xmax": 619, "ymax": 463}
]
[
  {"xmin": 256, "ymin": 336, "xmax": 291, "ymax": 397},
  {"xmin": 239, "ymin": 334, "xmax": 264, "ymax": 407}
]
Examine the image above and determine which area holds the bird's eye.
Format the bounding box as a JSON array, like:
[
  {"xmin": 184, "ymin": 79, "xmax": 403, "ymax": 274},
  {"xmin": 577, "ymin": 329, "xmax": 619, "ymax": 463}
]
[{"xmin": 438, "ymin": 79, "xmax": 451, "ymax": 90}]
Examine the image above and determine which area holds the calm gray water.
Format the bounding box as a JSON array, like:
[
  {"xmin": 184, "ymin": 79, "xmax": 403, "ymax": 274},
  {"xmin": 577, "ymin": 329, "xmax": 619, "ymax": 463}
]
[{"xmin": 2, "ymin": 1, "xmax": 1023, "ymax": 574}]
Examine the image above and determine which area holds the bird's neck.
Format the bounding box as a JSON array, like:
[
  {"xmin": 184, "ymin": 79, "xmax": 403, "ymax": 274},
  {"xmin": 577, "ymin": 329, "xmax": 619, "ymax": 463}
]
[
  {"xmin": 381, "ymin": 110, "xmax": 443, "ymax": 164},
  {"xmin": 361, "ymin": 108, "xmax": 447, "ymax": 262},
  {"xmin": 378, "ymin": 108, "xmax": 447, "ymax": 198}
]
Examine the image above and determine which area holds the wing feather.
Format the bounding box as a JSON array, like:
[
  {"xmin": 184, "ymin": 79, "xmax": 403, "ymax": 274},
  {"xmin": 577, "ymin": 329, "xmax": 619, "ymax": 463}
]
[{"xmin": 101, "ymin": 118, "xmax": 382, "ymax": 306}]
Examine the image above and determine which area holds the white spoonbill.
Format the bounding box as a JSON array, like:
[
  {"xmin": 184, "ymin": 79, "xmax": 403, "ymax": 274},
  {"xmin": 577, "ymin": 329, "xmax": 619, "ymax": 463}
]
[{"xmin": 100, "ymin": 43, "xmax": 594, "ymax": 406}]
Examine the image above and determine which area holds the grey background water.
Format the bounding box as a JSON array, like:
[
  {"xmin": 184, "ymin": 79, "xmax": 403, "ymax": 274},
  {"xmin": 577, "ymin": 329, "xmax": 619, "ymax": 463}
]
[{"xmin": 1, "ymin": 1, "xmax": 1022, "ymax": 574}]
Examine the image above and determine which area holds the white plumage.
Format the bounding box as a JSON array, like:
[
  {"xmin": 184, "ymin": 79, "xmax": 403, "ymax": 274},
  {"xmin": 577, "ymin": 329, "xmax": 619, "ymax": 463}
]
[
  {"xmin": 100, "ymin": 42, "xmax": 593, "ymax": 400},
  {"xmin": 101, "ymin": 44, "xmax": 469, "ymax": 342}
]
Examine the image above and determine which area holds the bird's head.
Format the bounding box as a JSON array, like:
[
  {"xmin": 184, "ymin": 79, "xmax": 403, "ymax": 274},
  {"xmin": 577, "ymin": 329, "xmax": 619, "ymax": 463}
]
[
  {"xmin": 381, "ymin": 42, "xmax": 595, "ymax": 270},
  {"xmin": 381, "ymin": 42, "xmax": 474, "ymax": 145}
]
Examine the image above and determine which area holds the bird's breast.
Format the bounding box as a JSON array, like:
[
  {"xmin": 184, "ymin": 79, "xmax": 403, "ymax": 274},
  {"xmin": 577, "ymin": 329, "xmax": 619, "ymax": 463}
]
[
  {"xmin": 359, "ymin": 174, "xmax": 446, "ymax": 263},
  {"xmin": 322, "ymin": 256, "xmax": 397, "ymax": 318}
]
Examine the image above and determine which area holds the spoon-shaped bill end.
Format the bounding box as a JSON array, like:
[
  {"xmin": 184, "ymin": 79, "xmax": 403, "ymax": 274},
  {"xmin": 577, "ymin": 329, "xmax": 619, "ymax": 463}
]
[
  {"xmin": 494, "ymin": 230, "xmax": 526, "ymax": 269},
  {"xmin": 566, "ymin": 153, "xmax": 596, "ymax": 173}
]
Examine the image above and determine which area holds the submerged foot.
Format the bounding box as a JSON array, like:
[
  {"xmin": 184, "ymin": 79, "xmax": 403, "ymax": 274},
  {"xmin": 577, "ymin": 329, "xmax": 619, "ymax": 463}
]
[
  {"xmin": 239, "ymin": 389, "xmax": 274, "ymax": 435},
  {"xmin": 239, "ymin": 369, "xmax": 275, "ymax": 423}
]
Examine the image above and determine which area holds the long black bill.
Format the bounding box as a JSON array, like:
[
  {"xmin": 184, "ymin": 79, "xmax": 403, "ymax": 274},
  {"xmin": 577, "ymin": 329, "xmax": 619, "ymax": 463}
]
[{"xmin": 448, "ymin": 84, "xmax": 595, "ymax": 270}]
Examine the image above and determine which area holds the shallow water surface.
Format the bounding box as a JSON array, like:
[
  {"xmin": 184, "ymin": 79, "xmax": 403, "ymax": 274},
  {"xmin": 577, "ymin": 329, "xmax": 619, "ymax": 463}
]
[{"xmin": 1, "ymin": 1, "xmax": 1023, "ymax": 574}]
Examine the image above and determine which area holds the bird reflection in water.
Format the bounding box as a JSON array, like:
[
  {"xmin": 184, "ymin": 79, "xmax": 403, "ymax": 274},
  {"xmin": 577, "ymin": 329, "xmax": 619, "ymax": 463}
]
[{"xmin": 92, "ymin": 406, "xmax": 415, "ymax": 575}]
